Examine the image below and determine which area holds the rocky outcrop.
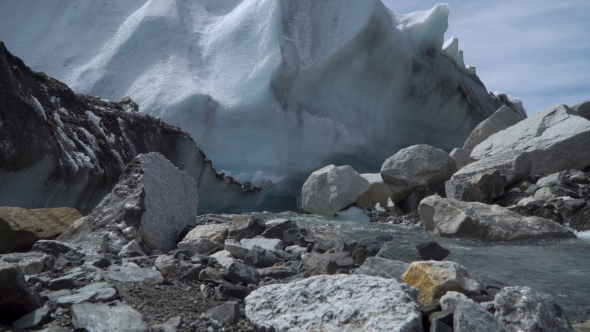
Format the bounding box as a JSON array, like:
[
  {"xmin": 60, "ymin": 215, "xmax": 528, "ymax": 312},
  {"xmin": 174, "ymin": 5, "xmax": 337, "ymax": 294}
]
[
  {"xmin": 301, "ymin": 165, "xmax": 369, "ymax": 215},
  {"xmin": 355, "ymin": 173, "xmax": 390, "ymax": 209},
  {"xmin": 0, "ymin": 42, "xmax": 261, "ymax": 215},
  {"xmin": 419, "ymin": 195, "xmax": 575, "ymax": 241},
  {"xmin": 58, "ymin": 153, "xmax": 198, "ymax": 254},
  {"xmin": 381, "ymin": 145, "xmax": 457, "ymax": 203},
  {"xmin": 471, "ymin": 104, "xmax": 590, "ymax": 176},
  {"xmin": 0, "ymin": 207, "xmax": 81, "ymax": 254},
  {"xmin": 463, "ymin": 105, "xmax": 525, "ymax": 150},
  {"xmin": 245, "ymin": 275, "xmax": 422, "ymax": 332}
]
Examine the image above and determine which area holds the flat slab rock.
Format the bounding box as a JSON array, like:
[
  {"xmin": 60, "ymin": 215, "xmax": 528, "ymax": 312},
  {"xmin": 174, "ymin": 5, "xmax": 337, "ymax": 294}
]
[
  {"xmin": 71, "ymin": 301, "xmax": 150, "ymax": 332},
  {"xmin": 245, "ymin": 274, "xmax": 422, "ymax": 332},
  {"xmin": 102, "ymin": 264, "xmax": 164, "ymax": 284}
]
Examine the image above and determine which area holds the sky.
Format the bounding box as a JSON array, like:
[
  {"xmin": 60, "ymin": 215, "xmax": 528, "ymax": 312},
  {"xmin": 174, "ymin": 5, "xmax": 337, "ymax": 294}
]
[{"xmin": 382, "ymin": 0, "xmax": 590, "ymax": 116}]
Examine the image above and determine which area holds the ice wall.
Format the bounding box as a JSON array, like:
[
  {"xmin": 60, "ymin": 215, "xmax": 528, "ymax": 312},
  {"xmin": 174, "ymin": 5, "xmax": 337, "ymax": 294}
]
[{"xmin": 0, "ymin": 0, "xmax": 522, "ymax": 210}]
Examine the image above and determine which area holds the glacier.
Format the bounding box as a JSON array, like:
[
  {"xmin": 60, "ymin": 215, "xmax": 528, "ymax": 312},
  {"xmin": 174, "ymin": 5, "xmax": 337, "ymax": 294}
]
[{"xmin": 0, "ymin": 0, "xmax": 524, "ymax": 211}]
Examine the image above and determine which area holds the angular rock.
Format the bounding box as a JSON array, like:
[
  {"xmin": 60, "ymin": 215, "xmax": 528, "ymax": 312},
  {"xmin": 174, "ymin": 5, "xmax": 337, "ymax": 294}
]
[
  {"xmin": 177, "ymin": 238, "xmax": 222, "ymax": 256},
  {"xmin": 260, "ymin": 218, "xmax": 297, "ymax": 240},
  {"xmin": 225, "ymin": 261, "xmax": 261, "ymax": 285},
  {"xmin": 285, "ymin": 245, "xmax": 307, "ymax": 259},
  {"xmin": 152, "ymin": 316, "xmax": 183, "ymax": 332},
  {"xmin": 450, "ymin": 148, "xmax": 475, "ymax": 170},
  {"xmin": 305, "ymin": 252, "xmax": 354, "ymax": 276},
  {"xmin": 468, "ymin": 169, "xmax": 507, "ymax": 203},
  {"xmin": 118, "ymin": 240, "xmax": 146, "ymax": 258},
  {"xmin": 245, "ymin": 275, "xmax": 422, "ymax": 332},
  {"xmin": 48, "ymin": 272, "xmax": 86, "ymax": 291},
  {"xmin": 494, "ymin": 286, "xmax": 573, "ymax": 332},
  {"xmin": 402, "ymin": 261, "xmax": 484, "ymax": 307},
  {"xmin": 454, "ymin": 300, "xmax": 508, "ymax": 332},
  {"xmin": 103, "ymin": 264, "xmax": 164, "ymax": 284},
  {"xmin": 31, "ymin": 240, "xmax": 83, "ymax": 259},
  {"xmin": 76, "ymin": 282, "xmax": 113, "ymax": 294},
  {"xmin": 243, "ymin": 246, "xmax": 281, "ymax": 268},
  {"xmin": 154, "ymin": 255, "xmax": 183, "ymax": 279},
  {"xmin": 0, "ymin": 207, "xmax": 82, "ymax": 254},
  {"xmin": 56, "ymin": 292, "xmax": 98, "ymax": 308},
  {"xmin": 440, "ymin": 291, "xmax": 470, "ymax": 312},
  {"xmin": 58, "ymin": 153, "xmax": 198, "ymax": 254},
  {"xmin": 71, "ymin": 301, "xmax": 150, "ymax": 332},
  {"xmin": 537, "ymin": 171, "xmax": 568, "ymax": 188},
  {"xmin": 517, "ymin": 197, "xmax": 541, "ymax": 208},
  {"xmin": 419, "ymin": 195, "xmax": 575, "ymax": 241},
  {"xmin": 0, "ymin": 262, "xmax": 43, "ymax": 323},
  {"xmin": 573, "ymin": 100, "xmax": 590, "ymax": 120},
  {"xmin": 198, "ymin": 267, "xmax": 225, "ymax": 283},
  {"xmin": 206, "ymin": 302, "xmax": 240, "ymax": 325},
  {"xmin": 356, "ymin": 173, "xmax": 390, "ymax": 209},
  {"xmin": 464, "ymin": 105, "xmax": 525, "ymax": 150},
  {"xmin": 208, "ymin": 250, "xmax": 234, "ymax": 269},
  {"xmin": 0, "ymin": 252, "xmax": 53, "ymax": 275},
  {"xmin": 353, "ymin": 257, "xmax": 409, "ymax": 281},
  {"xmin": 564, "ymin": 198, "xmax": 586, "ymax": 212},
  {"xmin": 44, "ymin": 290, "xmax": 72, "ymax": 302},
  {"xmin": 257, "ymin": 266, "xmax": 298, "ymax": 279},
  {"xmin": 216, "ymin": 284, "xmax": 251, "ymax": 301},
  {"xmin": 376, "ymin": 241, "xmax": 420, "ymax": 263},
  {"xmin": 89, "ymin": 288, "xmax": 117, "ymax": 302},
  {"xmin": 227, "ymin": 215, "xmax": 265, "ymax": 241},
  {"xmin": 224, "ymin": 239, "xmax": 250, "ymax": 260},
  {"xmin": 472, "ymin": 104, "xmax": 590, "ymax": 175},
  {"xmin": 431, "ymin": 319, "xmax": 453, "ymax": 332},
  {"xmin": 283, "ymin": 227, "xmax": 307, "ymax": 247},
  {"xmin": 301, "ymin": 164, "xmax": 370, "ymax": 215},
  {"xmin": 348, "ymin": 234, "xmax": 393, "ymax": 265},
  {"xmin": 416, "ymin": 241, "xmax": 450, "ymax": 261},
  {"xmin": 381, "ymin": 144, "xmax": 457, "ymax": 203},
  {"xmin": 534, "ymin": 187, "xmax": 559, "ymax": 202},
  {"xmin": 182, "ymin": 223, "xmax": 228, "ymax": 245},
  {"xmin": 309, "ymin": 226, "xmax": 351, "ymax": 253},
  {"xmin": 182, "ymin": 264, "xmax": 206, "ymax": 281},
  {"xmin": 241, "ymin": 237, "xmax": 284, "ymax": 252},
  {"xmin": 11, "ymin": 307, "xmax": 50, "ymax": 330}
]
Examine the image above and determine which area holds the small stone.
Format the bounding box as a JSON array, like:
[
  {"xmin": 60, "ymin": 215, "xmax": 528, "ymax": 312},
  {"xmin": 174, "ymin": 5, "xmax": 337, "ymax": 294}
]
[
  {"xmin": 44, "ymin": 289, "xmax": 73, "ymax": 302},
  {"xmin": 376, "ymin": 241, "xmax": 419, "ymax": 263},
  {"xmin": 57, "ymin": 292, "xmax": 98, "ymax": 308},
  {"xmin": 285, "ymin": 245, "xmax": 307, "ymax": 259},
  {"xmin": 534, "ymin": 187, "xmax": 559, "ymax": 201},
  {"xmin": 216, "ymin": 284, "xmax": 251, "ymax": 301},
  {"xmin": 516, "ymin": 197, "xmax": 541, "ymax": 207},
  {"xmin": 75, "ymin": 282, "xmax": 113, "ymax": 294},
  {"xmin": 182, "ymin": 223, "xmax": 228, "ymax": 244},
  {"xmin": 103, "ymin": 264, "xmax": 164, "ymax": 284},
  {"xmin": 182, "ymin": 264, "xmax": 207, "ymax": 281},
  {"xmin": 257, "ymin": 266, "xmax": 298, "ymax": 279},
  {"xmin": 198, "ymin": 267, "xmax": 225, "ymax": 282},
  {"xmin": 205, "ymin": 302, "xmax": 240, "ymax": 325},
  {"xmin": 243, "ymin": 246, "xmax": 281, "ymax": 268},
  {"xmin": 348, "ymin": 234, "xmax": 393, "ymax": 265}
]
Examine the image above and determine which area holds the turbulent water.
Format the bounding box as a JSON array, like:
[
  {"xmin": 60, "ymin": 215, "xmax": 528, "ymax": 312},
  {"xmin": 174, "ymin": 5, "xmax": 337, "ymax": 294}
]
[{"xmin": 250, "ymin": 211, "xmax": 590, "ymax": 322}]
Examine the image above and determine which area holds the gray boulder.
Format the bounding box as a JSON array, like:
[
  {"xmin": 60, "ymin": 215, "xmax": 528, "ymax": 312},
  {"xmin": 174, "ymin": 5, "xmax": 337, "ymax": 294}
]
[
  {"xmin": 243, "ymin": 246, "xmax": 281, "ymax": 268},
  {"xmin": 71, "ymin": 301, "xmax": 150, "ymax": 332},
  {"xmin": 309, "ymin": 226, "xmax": 351, "ymax": 253},
  {"xmin": 301, "ymin": 165, "xmax": 370, "ymax": 215},
  {"xmin": 353, "ymin": 257, "xmax": 409, "ymax": 282},
  {"xmin": 224, "ymin": 239, "xmax": 250, "ymax": 260},
  {"xmin": 348, "ymin": 234, "xmax": 393, "ymax": 265},
  {"xmin": 58, "ymin": 153, "xmax": 198, "ymax": 254},
  {"xmin": 181, "ymin": 223, "xmax": 228, "ymax": 245},
  {"xmin": 471, "ymin": 104, "xmax": 590, "ymax": 175},
  {"xmin": 376, "ymin": 241, "xmax": 420, "ymax": 263},
  {"xmin": 572, "ymin": 100, "xmax": 590, "ymax": 120},
  {"xmin": 245, "ymin": 274, "xmax": 422, "ymax": 332},
  {"xmin": 463, "ymin": 105, "xmax": 525, "ymax": 150},
  {"xmin": 305, "ymin": 252, "xmax": 354, "ymax": 276},
  {"xmin": 454, "ymin": 300, "xmax": 508, "ymax": 332},
  {"xmin": 227, "ymin": 215, "xmax": 265, "ymax": 241},
  {"xmin": 494, "ymin": 286, "xmax": 573, "ymax": 332},
  {"xmin": 206, "ymin": 302, "xmax": 240, "ymax": 325},
  {"xmin": 381, "ymin": 145, "xmax": 457, "ymax": 203},
  {"xmin": 210, "ymin": 250, "xmax": 236, "ymax": 269},
  {"xmin": 356, "ymin": 173, "xmax": 390, "ymax": 209},
  {"xmin": 0, "ymin": 262, "xmax": 43, "ymax": 323},
  {"xmin": 225, "ymin": 261, "xmax": 260, "ymax": 285},
  {"xmin": 450, "ymin": 148, "xmax": 475, "ymax": 170},
  {"xmin": 177, "ymin": 238, "xmax": 222, "ymax": 256},
  {"xmin": 418, "ymin": 195, "xmax": 575, "ymax": 241}
]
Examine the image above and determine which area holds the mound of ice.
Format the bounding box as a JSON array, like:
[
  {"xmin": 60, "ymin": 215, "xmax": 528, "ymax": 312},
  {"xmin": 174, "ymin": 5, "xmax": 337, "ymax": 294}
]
[{"xmin": 0, "ymin": 0, "xmax": 523, "ymax": 210}]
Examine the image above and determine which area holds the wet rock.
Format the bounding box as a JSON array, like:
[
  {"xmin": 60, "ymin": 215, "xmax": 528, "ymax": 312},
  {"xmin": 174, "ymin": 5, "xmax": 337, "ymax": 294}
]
[
  {"xmin": 402, "ymin": 261, "xmax": 484, "ymax": 307},
  {"xmin": 206, "ymin": 302, "xmax": 240, "ymax": 325},
  {"xmin": 416, "ymin": 241, "xmax": 450, "ymax": 261},
  {"xmin": 260, "ymin": 218, "xmax": 297, "ymax": 240},
  {"xmin": 11, "ymin": 306, "xmax": 50, "ymax": 330},
  {"xmin": 381, "ymin": 144, "xmax": 457, "ymax": 203},
  {"xmin": 177, "ymin": 238, "xmax": 222, "ymax": 256},
  {"xmin": 440, "ymin": 291, "xmax": 470, "ymax": 312},
  {"xmin": 376, "ymin": 241, "xmax": 420, "ymax": 263},
  {"xmin": 241, "ymin": 237, "xmax": 284, "ymax": 252},
  {"xmin": 58, "ymin": 153, "xmax": 198, "ymax": 255},
  {"xmin": 301, "ymin": 164, "xmax": 370, "ymax": 215},
  {"xmin": 494, "ymin": 286, "xmax": 574, "ymax": 332},
  {"xmin": 356, "ymin": 173, "xmax": 390, "ymax": 209},
  {"xmin": 227, "ymin": 215, "xmax": 265, "ymax": 241},
  {"xmin": 182, "ymin": 223, "xmax": 228, "ymax": 245},
  {"xmin": 419, "ymin": 195, "xmax": 575, "ymax": 241},
  {"xmin": 224, "ymin": 239, "xmax": 250, "ymax": 260},
  {"xmin": 353, "ymin": 257, "xmax": 409, "ymax": 281},
  {"xmin": 71, "ymin": 301, "xmax": 150, "ymax": 332},
  {"xmin": 464, "ymin": 105, "xmax": 525, "ymax": 150},
  {"xmin": 86, "ymin": 256, "xmax": 112, "ymax": 269},
  {"xmin": 0, "ymin": 262, "xmax": 43, "ymax": 323},
  {"xmin": 118, "ymin": 240, "xmax": 146, "ymax": 258},
  {"xmin": 305, "ymin": 252, "xmax": 354, "ymax": 276},
  {"xmin": 257, "ymin": 266, "xmax": 298, "ymax": 279},
  {"xmin": 450, "ymin": 148, "xmax": 475, "ymax": 170},
  {"xmin": 454, "ymin": 300, "xmax": 508, "ymax": 332},
  {"xmin": 243, "ymin": 246, "xmax": 281, "ymax": 268},
  {"xmin": 245, "ymin": 274, "xmax": 422, "ymax": 331},
  {"xmin": 216, "ymin": 284, "xmax": 251, "ymax": 301},
  {"xmin": 225, "ymin": 261, "xmax": 260, "ymax": 285},
  {"xmin": 103, "ymin": 264, "xmax": 164, "ymax": 284},
  {"xmin": 0, "ymin": 252, "xmax": 53, "ymax": 275},
  {"xmin": 48, "ymin": 272, "xmax": 86, "ymax": 291},
  {"xmin": 348, "ymin": 234, "xmax": 393, "ymax": 265}
]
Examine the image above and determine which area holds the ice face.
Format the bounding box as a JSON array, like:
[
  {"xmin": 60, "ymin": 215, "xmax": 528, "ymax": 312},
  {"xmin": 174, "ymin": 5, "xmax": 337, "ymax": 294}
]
[{"xmin": 0, "ymin": 0, "xmax": 523, "ymax": 211}]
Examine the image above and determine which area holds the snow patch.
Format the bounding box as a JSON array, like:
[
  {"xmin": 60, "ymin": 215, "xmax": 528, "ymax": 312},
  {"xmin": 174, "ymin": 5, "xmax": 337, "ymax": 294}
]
[{"xmin": 30, "ymin": 96, "xmax": 46, "ymax": 120}]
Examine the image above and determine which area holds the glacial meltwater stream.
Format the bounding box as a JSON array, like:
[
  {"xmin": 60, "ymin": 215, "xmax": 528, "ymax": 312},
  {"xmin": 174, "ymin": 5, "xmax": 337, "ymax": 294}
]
[{"xmin": 251, "ymin": 211, "xmax": 590, "ymax": 322}]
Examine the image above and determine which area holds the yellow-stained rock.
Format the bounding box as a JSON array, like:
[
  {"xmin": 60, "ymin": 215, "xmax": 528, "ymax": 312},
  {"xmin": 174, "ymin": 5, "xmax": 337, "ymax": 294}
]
[
  {"xmin": 0, "ymin": 207, "xmax": 82, "ymax": 253},
  {"xmin": 401, "ymin": 260, "xmax": 484, "ymax": 307}
]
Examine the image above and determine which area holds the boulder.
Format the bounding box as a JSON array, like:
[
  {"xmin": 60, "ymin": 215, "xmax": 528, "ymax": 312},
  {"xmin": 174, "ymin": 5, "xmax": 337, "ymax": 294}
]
[
  {"xmin": 301, "ymin": 165, "xmax": 370, "ymax": 215},
  {"xmin": 0, "ymin": 262, "xmax": 44, "ymax": 323},
  {"xmin": 572, "ymin": 100, "xmax": 590, "ymax": 121},
  {"xmin": 418, "ymin": 195, "xmax": 575, "ymax": 241},
  {"xmin": 245, "ymin": 274, "xmax": 422, "ymax": 332},
  {"xmin": 494, "ymin": 286, "xmax": 573, "ymax": 332},
  {"xmin": 463, "ymin": 105, "xmax": 525, "ymax": 150},
  {"xmin": 182, "ymin": 223, "xmax": 228, "ymax": 245},
  {"xmin": 472, "ymin": 104, "xmax": 590, "ymax": 175},
  {"xmin": 454, "ymin": 300, "xmax": 508, "ymax": 332},
  {"xmin": 241, "ymin": 237, "xmax": 284, "ymax": 252},
  {"xmin": 355, "ymin": 173, "xmax": 390, "ymax": 209},
  {"xmin": 206, "ymin": 302, "xmax": 240, "ymax": 325},
  {"xmin": 305, "ymin": 252, "xmax": 354, "ymax": 276},
  {"xmin": 401, "ymin": 261, "xmax": 484, "ymax": 307},
  {"xmin": 376, "ymin": 241, "xmax": 420, "ymax": 263},
  {"xmin": 48, "ymin": 272, "xmax": 86, "ymax": 290},
  {"xmin": 154, "ymin": 255, "xmax": 183, "ymax": 279},
  {"xmin": 446, "ymin": 151, "xmax": 532, "ymax": 201},
  {"xmin": 198, "ymin": 267, "xmax": 224, "ymax": 283},
  {"xmin": 348, "ymin": 235, "xmax": 393, "ymax": 265},
  {"xmin": 466, "ymin": 169, "xmax": 507, "ymax": 203},
  {"xmin": 58, "ymin": 153, "xmax": 198, "ymax": 254},
  {"xmin": 71, "ymin": 301, "xmax": 150, "ymax": 332},
  {"xmin": 415, "ymin": 241, "xmax": 450, "ymax": 261},
  {"xmin": 224, "ymin": 239, "xmax": 250, "ymax": 260},
  {"xmin": 283, "ymin": 227, "xmax": 307, "ymax": 247},
  {"xmin": 353, "ymin": 257, "xmax": 409, "ymax": 282},
  {"xmin": 381, "ymin": 145, "xmax": 457, "ymax": 203},
  {"xmin": 226, "ymin": 215, "xmax": 265, "ymax": 242},
  {"xmin": 56, "ymin": 292, "xmax": 98, "ymax": 308},
  {"xmin": 450, "ymin": 148, "xmax": 475, "ymax": 170},
  {"xmin": 0, "ymin": 207, "xmax": 81, "ymax": 254}
]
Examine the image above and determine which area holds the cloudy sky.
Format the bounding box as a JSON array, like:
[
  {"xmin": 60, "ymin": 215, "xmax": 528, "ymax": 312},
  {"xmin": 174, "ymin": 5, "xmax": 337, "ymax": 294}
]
[{"xmin": 382, "ymin": 0, "xmax": 590, "ymax": 115}]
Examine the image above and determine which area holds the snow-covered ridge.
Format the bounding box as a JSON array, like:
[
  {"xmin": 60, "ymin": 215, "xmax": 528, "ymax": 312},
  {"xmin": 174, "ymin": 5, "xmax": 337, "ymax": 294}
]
[{"xmin": 0, "ymin": 0, "xmax": 524, "ymax": 210}]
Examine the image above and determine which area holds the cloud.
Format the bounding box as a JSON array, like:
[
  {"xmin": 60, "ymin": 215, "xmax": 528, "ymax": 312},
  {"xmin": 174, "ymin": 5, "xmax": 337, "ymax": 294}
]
[{"xmin": 382, "ymin": 0, "xmax": 590, "ymax": 114}]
